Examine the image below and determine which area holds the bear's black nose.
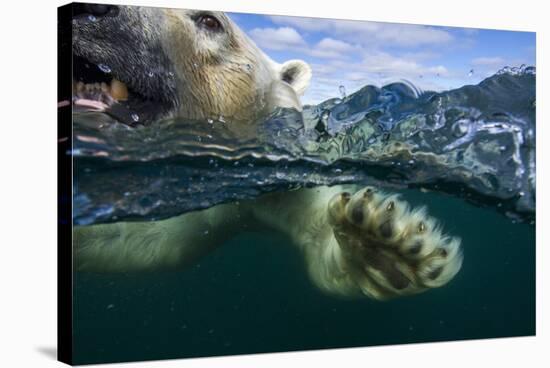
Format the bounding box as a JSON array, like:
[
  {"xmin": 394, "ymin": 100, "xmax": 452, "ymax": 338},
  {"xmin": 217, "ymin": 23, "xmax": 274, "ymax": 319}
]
[{"xmin": 72, "ymin": 3, "xmax": 118, "ymax": 18}]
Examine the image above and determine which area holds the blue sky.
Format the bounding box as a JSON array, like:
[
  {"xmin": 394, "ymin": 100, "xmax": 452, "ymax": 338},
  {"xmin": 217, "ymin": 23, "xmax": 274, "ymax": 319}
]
[{"xmin": 229, "ymin": 12, "xmax": 536, "ymax": 105}]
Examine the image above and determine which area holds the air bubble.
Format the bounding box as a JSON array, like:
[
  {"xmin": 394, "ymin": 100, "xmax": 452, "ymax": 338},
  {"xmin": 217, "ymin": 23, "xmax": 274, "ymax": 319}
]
[
  {"xmin": 131, "ymin": 113, "xmax": 140, "ymax": 122},
  {"xmin": 88, "ymin": 15, "xmax": 97, "ymax": 22},
  {"xmin": 451, "ymin": 120, "xmax": 469, "ymax": 137},
  {"xmin": 98, "ymin": 64, "xmax": 111, "ymax": 73},
  {"xmin": 148, "ymin": 71, "xmax": 154, "ymax": 77}
]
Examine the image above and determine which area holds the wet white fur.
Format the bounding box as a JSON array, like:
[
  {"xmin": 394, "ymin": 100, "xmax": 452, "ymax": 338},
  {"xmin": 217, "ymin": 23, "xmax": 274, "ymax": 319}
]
[
  {"xmin": 75, "ymin": 186, "xmax": 462, "ymax": 300},
  {"xmin": 161, "ymin": 9, "xmax": 311, "ymax": 119}
]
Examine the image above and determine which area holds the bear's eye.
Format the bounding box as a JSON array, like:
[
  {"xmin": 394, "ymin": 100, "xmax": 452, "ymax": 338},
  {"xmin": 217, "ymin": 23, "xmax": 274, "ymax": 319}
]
[{"xmin": 196, "ymin": 14, "xmax": 222, "ymax": 32}]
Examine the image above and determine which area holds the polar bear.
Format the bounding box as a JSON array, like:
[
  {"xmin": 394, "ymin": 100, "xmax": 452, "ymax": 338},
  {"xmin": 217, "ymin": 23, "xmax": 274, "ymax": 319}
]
[{"xmin": 72, "ymin": 4, "xmax": 463, "ymax": 300}]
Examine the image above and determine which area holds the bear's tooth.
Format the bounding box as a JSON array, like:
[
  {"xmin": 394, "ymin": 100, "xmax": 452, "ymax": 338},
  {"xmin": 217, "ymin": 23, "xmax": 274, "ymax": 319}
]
[{"xmin": 110, "ymin": 79, "xmax": 128, "ymax": 101}]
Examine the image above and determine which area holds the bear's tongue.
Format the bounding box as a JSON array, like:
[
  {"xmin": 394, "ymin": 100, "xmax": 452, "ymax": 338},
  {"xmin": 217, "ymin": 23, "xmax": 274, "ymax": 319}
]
[{"xmin": 71, "ymin": 78, "xmax": 145, "ymax": 125}]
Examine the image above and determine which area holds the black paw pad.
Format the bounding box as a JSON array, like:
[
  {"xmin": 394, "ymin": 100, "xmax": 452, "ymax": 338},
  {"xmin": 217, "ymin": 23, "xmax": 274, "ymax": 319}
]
[
  {"xmin": 409, "ymin": 241, "xmax": 423, "ymax": 255},
  {"xmin": 351, "ymin": 204, "xmax": 364, "ymax": 224},
  {"xmin": 363, "ymin": 188, "xmax": 374, "ymax": 198},
  {"xmin": 341, "ymin": 192, "xmax": 351, "ymax": 203},
  {"xmin": 379, "ymin": 221, "xmax": 393, "ymax": 238},
  {"xmin": 428, "ymin": 266, "xmax": 443, "ymax": 280}
]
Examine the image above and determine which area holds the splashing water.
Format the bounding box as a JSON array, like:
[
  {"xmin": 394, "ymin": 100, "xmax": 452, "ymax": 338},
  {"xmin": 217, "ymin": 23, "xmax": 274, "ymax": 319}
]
[
  {"xmin": 72, "ymin": 66, "xmax": 535, "ymax": 225},
  {"xmin": 98, "ymin": 64, "xmax": 111, "ymax": 74},
  {"xmin": 339, "ymin": 85, "xmax": 346, "ymax": 99}
]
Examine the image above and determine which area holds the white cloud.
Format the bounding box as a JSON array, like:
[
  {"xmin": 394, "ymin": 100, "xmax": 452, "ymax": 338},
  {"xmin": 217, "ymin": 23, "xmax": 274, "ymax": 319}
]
[
  {"xmin": 248, "ymin": 27, "xmax": 306, "ymax": 50},
  {"xmin": 334, "ymin": 50, "xmax": 449, "ymax": 78},
  {"xmin": 399, "ymin": 51, "xmax": 441, "ymax": 62},
  {"xmin": 363, "ymin": 23, "xmax": 453, "ymax": 47},
  {"xmin": 471, "ymin": 56, "xmax": 505, "ymax": 66},
  {"xmin": 268, "ymin": 16, "xmax": 335, "ymax": 32},
  {"xmin": 250, "ymin": 28, "xmax": 360, "ymax": 60},
  {"xmin": 246, "ymin": 18, "xmax": 459, "ymax": 104},
  {"xmin": 300, "ymin": 51, "xmax": 452, "ymax": 104},
  {"xmin": 269, "ymin": 15, "xmax": 454, "ymax": 47},
  {"xmin": 344, "ymin": 71, "xmax": 372, "ymax": 81},
  {"xmin": 316, "ymin": 38, "xmax": 357, "ymax": 53},
  {"xmin": 308, "ymin": 38, "xmax": 359, "ymax": 59}
]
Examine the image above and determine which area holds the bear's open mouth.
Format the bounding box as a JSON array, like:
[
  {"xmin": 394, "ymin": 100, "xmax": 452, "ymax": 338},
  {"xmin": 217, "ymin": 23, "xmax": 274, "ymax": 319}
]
[
  {"xmin": 72, "ymin": 55, "xmax": 168, "ymax": 125},
  {"xmin": 73, "ymin": 56, "xmax": 124, "ymax": 110}
]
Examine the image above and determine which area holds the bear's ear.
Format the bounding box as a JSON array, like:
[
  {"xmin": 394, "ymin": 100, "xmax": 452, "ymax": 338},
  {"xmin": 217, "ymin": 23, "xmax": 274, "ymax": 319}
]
[{"xmin": 279, "ymin": 60, "xmax": 312, "ymax": 96}]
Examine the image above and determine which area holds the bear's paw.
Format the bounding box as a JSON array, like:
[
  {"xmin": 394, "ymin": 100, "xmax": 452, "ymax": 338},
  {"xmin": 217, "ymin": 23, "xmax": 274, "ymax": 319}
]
[{"xmin": 327, "ymin": 186, "xmax": 463, "ymax": 300}]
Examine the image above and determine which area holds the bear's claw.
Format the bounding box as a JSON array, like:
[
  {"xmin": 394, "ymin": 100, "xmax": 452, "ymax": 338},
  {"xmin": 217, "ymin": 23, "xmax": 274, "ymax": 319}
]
[{"xmin": 328, "ymin": 186, "xmax": 463, "ymax": 300}]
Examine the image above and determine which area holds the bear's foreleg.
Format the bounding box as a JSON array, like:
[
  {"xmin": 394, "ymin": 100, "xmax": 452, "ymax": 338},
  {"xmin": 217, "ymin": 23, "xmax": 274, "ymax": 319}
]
[
  {"xmin": 73, "ymin": 201, "xmax": 246, "ymax": 272},
  {"xmin": 249, "ymin": 186, "xmax": 463, "ymax": 300}
]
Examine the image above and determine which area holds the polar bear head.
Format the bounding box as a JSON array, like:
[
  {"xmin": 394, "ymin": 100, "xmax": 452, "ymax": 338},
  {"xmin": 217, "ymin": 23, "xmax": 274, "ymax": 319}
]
[{"xmin": 72, "ymin": 4, "xmax": 312, "ymax": 124}]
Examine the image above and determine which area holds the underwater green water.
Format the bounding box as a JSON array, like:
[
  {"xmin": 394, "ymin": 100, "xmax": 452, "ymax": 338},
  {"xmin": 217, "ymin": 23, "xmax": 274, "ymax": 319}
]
[{"xmin": 73, "ymin": 188, "xmax": 535, "ymax": 365}]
